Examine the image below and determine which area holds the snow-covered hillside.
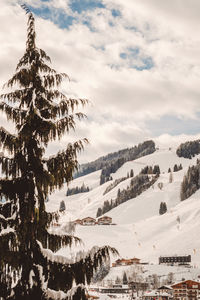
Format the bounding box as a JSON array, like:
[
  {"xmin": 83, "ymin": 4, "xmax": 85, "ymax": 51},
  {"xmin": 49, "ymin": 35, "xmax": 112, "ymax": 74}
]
[{"xmin": 46, "ymin": 146, "xmax": 200, "ymax": 268}]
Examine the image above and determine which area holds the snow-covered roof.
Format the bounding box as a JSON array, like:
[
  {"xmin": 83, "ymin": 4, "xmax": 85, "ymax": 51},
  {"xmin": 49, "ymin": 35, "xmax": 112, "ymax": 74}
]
[
  {"xmin": 158, "ymin": 285, "xmax": 173, "ymax": 290},
  {"xmin": 171, "ymin": 279, "xmax": 200, "ymax": 287},
  {"xmin": 82, "ymin": 217, "xmax": 96, "ymax": 221},
  {"xmin": 98, "ymin": 216, "xmax": 112, "ymax": 220},
  {"xmin": 144, "ymin": 291, "xmax": 171, "ymax": 297}
]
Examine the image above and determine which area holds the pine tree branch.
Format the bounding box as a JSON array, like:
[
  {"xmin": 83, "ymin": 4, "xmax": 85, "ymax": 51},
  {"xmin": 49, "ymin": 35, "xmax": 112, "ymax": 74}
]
[
  {"xmin": 54, "ymin": 114, "xmax": 77, "ymax": 135},
  {"xmin": 43, "ymin": 73, "xmax": 69, "ymax": 89},
  {"xmin": 16, "ymin": 51, "xmax": 55, "ymax": 73},
  {"xmin": 5, "ymin": 68, "xmax": 35, "ymax": 88},
  {"xmin": 0, "ymin": 154, "xmax": 28, "ymax": 178},
  {"xmin": 0, "ymin": 229, "xmax": 17, "ymax": 266},
  {"xmin": 38, "ymin": 114, "xmax": 87, "ymax": 140},
  {"xmin": 0, "ymin": 249, "xmax": 20, "ymax": 270},
  {"xmin": 0, "ymin": 177, "xmax": 33, "ymax": 198},
  {"xmin": 0, "ymin": 200, "xmax": 13, "ymax": 216},
  {"xmin": 44, "ymin": 140, "xmax": 88, "ymax": 188},
  {"xmin": 0, "ymin": 127, "xmax": 18, "ymax": 154},
  {"xmin": 0, "ymin": 102, "xmax": 26, "ymax": 124},
  {"xmin": 44, "ymin": 284, "xmax": 87, "ymax": 300},
  {"xmin": 40, "ymin": 95, "xmax": 88, "ymax": 118},
  {"xmin": 0, "ymin": 212, "xmax": 17, "ymax": 230},
  {"xmin": 36, "ymin": 241, "xmax": 118, "ymax": 292},
  {"xmin": 0, "ymin": 88, "xmax": 31, "ymax": 104},
  {"xmin": 39, "ymin": 232, "xmax": 81, "ymax": 253}
]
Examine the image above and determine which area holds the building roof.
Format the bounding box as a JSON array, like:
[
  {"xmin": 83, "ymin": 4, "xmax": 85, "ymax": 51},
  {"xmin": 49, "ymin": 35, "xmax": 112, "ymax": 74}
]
[
  {"xmin": 144, "ymin": 291, "xmax": 172, "ymax": 297},
  {"xmin": 98, "ymin": 215, "xmax": 112, "ymax": 220},
  {"xmin": 171, "ymin": 279, "xmax": 200, "ymax": 288},
  {"xmin": 158, "ymin": 285, "xmax": 173, "ymax": 290},
  {"xmin": 82, "ymin": 217, "xmax": 96, "ymax": 221},
  {"xmin": 115, "ymin": 257, "xmax": 140, "ymax": 263}
]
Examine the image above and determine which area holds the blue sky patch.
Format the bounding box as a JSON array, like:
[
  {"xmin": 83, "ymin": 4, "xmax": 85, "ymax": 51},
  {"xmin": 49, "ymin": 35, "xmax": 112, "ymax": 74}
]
[
  {"xmin": 31, "ymin": 6, "xmax": 75, "ymax": 29},
  {"xmin": 120, "ymin": 52, "xmax": 127, "ymax": 59},
  {"xmin": 30, "ymin": 1, "xmax": 106, "ymax": 29},
  {"xmin": 111, "ymin": 9, "xmax": 121, "ymax": 18},
  {"xmin": 120, "ymin": 47, "xmax": 153, "ymax": 70},
  {"xmin": 136, "ymin": 56, "xmax": 154, "ymax": 70},
  {"xmin": 70, "ymin": 0, "xmax": 105, "ymax": 14},
  {"xmin": 120, "ymin": 47, "xmax": 140, "ymax": 60},
  {"xmin": 146, "ymin": 114, "xmax": 200, "ymax": 136}
]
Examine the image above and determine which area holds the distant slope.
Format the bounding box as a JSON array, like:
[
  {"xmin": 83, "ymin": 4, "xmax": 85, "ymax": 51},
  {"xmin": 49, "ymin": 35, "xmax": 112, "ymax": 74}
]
[
  {"xmin": 75, "ymin": 140, "xmax": 156, "ymax": 179},
  {"xmin": 47, "ymin": 148, "xmax": 200, "ymax": 216},
  {"xmin": 176, "ymin": 139, "xmax": 200, "ymax": 159}
]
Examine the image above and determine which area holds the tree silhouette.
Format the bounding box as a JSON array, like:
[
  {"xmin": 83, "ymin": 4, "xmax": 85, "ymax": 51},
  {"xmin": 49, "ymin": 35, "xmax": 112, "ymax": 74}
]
[
  {"xmin": 0, "ymin": 5, "xmax": 117, "ymax": 299},
  {"xmin": 59, "ymin": 200, "xmax": 66, "ymax": 212}
]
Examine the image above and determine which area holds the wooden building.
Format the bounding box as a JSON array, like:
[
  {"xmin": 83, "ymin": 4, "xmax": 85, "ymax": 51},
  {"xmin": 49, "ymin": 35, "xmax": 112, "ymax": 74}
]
[
  {"xmin": 73, "ymin": 219, "xmax": 83, "ymax": 225},
  {"xmin": 112, "ymin": 257, "xmax": 140, "ymax": 267},
  {"xmin": 171, "ymin": 280, "xmax": 200, "ymax": 300},
  {"xmin": 97, "ymin": 216, "xmax": 112, "ymax": 225},
  {"xmin": 81, "ymin": 217, "xmax": 96, "ymax": 226},
  {"xmin": 157, "ymin": 285, "xmax": 173, "ymax": 295}
]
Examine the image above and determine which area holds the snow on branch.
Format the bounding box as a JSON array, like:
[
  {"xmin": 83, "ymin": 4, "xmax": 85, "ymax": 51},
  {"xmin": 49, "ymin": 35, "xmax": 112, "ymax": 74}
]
[
  {"xmin": 44, "ymin": 284, "xmax": 87, "ymax": 300},
  {"xmin": 44, "ymin": 288, "xmax": 68, "ymax": 300},
  {"xmin": 0, "ymin": 227, "xmax": 15, "ymax": 236},
  {"xmin": 44, "ymin": 232, "xmax": 81, "ymax": 252},
  {"xmin": 66, "ymin": 284, "xmax": 86, "ymax": 300},
  {"xmin": 0, "ymin": 127, "xmax": 18, "ymax": 154},
  {"xmin": 0, "ymin": 212, "xmax": 16, "ymax": 221},
  {"xmin": 37, "ymin": 240, "xmax": 118, "ymax": 266}
]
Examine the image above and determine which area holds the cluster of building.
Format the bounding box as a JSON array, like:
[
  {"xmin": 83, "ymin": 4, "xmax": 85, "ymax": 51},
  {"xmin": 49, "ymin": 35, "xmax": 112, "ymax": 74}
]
[
  {"xmin": 88, "ymin": 254, "xmax": 199, "ymax": 299},
  {"xmin": 88, "ymin": 280, "xmax": 200, "ymax": 300},
  {"xmin": 72, "ymin": 215, "xmax": 113, "ymax": 226},
  {"xmin": 144, "ymin": 280, "xmax": 200, "ymax": 300},
  {"xmin": 111, "ymin": 255, "xmax": 191, "ymax": 269}
]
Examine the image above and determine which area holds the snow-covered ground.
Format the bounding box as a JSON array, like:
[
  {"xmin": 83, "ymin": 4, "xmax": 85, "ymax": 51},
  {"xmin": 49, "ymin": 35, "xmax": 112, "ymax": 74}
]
[
  {"xmin": 46, "ymin": 146, "xmax": 200, "ymax": 274},
  {"xmin": 104, "ymin": 263, "xmax": 200, "ymax": 284}
]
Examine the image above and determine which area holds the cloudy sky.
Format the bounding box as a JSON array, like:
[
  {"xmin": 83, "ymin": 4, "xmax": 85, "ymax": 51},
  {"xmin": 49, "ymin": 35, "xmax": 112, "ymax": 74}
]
[{"xmin": 1, "ymin": 0, "xmax": 200, "ymax": 162}]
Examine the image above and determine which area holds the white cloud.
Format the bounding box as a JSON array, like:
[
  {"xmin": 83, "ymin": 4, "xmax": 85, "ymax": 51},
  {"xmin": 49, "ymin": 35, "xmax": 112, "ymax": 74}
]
[{"xmin": 0, "ymin": 0, "xmax": 200, "ymax": 162}]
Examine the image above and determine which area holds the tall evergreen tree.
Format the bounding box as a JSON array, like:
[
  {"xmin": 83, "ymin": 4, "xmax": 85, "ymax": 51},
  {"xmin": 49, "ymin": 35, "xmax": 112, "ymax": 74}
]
[
  {"xmin": 0, "ymin": 6, "xmax": 117, "ymax": 300},
  {"xmin": 122, "ymin": 271, "xmax": 128, "ymax": 284}
]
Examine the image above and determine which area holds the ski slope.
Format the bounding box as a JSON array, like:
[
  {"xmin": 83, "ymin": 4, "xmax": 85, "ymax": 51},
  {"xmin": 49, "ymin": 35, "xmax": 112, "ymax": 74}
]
[{"xmin": 46, "ymin": 147, "xmax": 200, "ymax": 268}]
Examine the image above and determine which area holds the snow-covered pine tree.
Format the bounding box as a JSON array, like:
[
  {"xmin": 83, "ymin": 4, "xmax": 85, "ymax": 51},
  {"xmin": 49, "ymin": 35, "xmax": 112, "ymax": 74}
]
[
  {"xmin": 0, "ymin": 5, "xmax": 117, "ymax": 300},
  {"xmin": 59, "ymin": 200, "xmax": 66, "ymax": 212}
]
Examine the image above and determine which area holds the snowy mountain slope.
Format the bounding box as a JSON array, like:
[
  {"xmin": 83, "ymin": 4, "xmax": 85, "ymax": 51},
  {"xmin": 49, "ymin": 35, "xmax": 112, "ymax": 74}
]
[
  {"xmin": 47, "ymin": 148, "xmax": 200, "ymax": 216},
  {"xmin": 112, "ymin": 148, "xmax": 198, "ymax": 180},
  {"xmin": 69, "ymin": 190, "xmax": 200, "ymax": 266},
  {"xmin": 104, "ymin": 172, "xmax": 181, "ymax": 225},
  {"xmin": 46, "ymin": 170, "xmax": 101, "ymax": 213},
  {"xmin": 47, "ymin": 146, "xmax": 200, "ymax": 267}
]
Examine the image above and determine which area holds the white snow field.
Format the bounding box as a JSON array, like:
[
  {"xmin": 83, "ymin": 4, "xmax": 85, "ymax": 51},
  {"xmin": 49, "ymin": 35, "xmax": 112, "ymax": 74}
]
[{"xmin": 46, "ymin": 146, "xmax": 200, "ymax": 270}]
